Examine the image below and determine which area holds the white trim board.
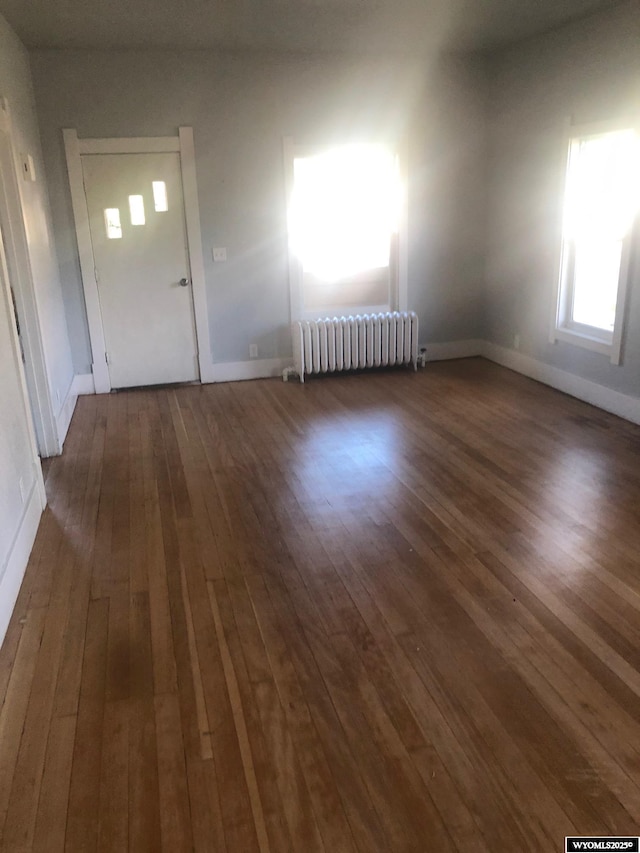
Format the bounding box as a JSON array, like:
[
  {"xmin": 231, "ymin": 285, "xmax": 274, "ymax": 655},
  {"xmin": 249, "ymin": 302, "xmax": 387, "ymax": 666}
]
[
  {"xmin": 55, "ymin": 376, "xmax": 78, "ymax": 449},
  {"xmin": 0, "ymin": 99, "xmax": 60, "ymax": 457},
  {"xmin": 422, "ymin": 340, "xmax": 484, "ymax": 362},
  {"xmin": 0, "ymin": 479, "xmax": 44, "ymax": 646},
  {"xmin": 178, "ymin": 127, "xmax": 213, "ymax": 384},
  {"xmin": 73, "ymin": 337, "xmax": 640, "ymax": 427},
  {"xmin": 63, "ymin": 127, "xmax": 213, "ymax": 393},
  {"xmin": 482, "ymin": 342, "xmax": 640, "ymax": 426},
  {"xmin": 420, "ymin": 339, "xmax": 640, "ymax": 425},
  {"xmin": 77, "ymin": 136, "xmax": 180, "ymax": 155},
  {"xmin": 74, "ymin": 359, "xmax": 286, "ymax": 388},
  {"xmin": 211, "ymin": 357, "xmax": 289, "ymax": 383},
  {"xmin": 72, "ymin": 373, "xmax": 96, "ymax": 395}
]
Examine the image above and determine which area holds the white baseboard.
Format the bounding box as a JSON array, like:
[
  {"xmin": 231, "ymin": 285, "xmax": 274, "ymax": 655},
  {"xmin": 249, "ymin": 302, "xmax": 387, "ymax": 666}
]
[
  {"xmin": 71, "ymin": 362, "xmax": 287, "ymax": 388},
  {"xmin": 0, "ymin": 479, "xmax": 44, "ymax": 647},
  {"xmin": 67, "ymin": 347, "xmax": 640, "ymax": 426},
  {"xmin": 199, "ymin": 361, "xmax": 216, "ymax": 384},
  {"xmin": 423, "ymin": 339, "xmax": 484, "ymax": 361},
  {"xmin": 482, "ymin": 342, "xmax": 640, "ymax": 425},
  {"xmin": 71, "ymin": 373, "xmax": 95, "ymax": 395},
  {"xmin": 209, "ymin": 357, "xmax": 289, "ymax": 383},
  {"xmin": 55, "ymin": 377, "xmax": 78, "ymax": 450},
  {"xmin": 420, "ymin": 338, "xmax": 640, "ymax": 425}
]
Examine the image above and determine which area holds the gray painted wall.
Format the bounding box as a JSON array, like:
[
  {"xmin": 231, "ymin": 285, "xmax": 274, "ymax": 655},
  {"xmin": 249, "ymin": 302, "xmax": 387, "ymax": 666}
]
[
  {"xmin": 31, "ymin": 48, "xmax": 487, "ymax": 373},
  {"xmin": 485, "ymin": 1, "xmax": 640, "ymax": 395}
]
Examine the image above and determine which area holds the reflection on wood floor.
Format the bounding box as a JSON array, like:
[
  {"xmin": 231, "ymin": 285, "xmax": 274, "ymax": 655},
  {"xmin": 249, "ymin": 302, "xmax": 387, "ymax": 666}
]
[{"xmin": 2, "ymin": 358, "xmax": 640, "ymax": 851}]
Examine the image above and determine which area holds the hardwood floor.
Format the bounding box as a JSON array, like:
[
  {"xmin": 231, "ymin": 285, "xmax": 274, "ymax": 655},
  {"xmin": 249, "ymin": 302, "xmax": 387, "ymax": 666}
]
[{"xmin": 2, "ymin": 357, "xmax": 640, "ymax": 851}]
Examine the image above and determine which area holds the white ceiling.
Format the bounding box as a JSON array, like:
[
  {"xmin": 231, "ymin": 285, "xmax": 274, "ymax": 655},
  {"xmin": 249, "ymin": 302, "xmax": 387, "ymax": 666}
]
[{"xmin": 0, "ymin": 0, "xmax": 621, "ymax": 54}]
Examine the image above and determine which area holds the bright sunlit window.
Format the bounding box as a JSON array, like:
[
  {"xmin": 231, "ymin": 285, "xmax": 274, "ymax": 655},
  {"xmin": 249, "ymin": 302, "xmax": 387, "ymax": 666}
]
[
  {"xmin": 287, "ymin": 142, "xmax": 403, "ymax": 319},
  {"xmin": 104, "ymin": 208, "xmax": 122, "ymax": 239},
  {"xmin": 554, "ymin": 125, "xmax": 640, "ymax": 363},
  {"xmin": 128, "ymin": 194, "xmax": 146, "ymax": 226},
  {"xmin": 152, "ymin": 181, "xmax": 168, "ymax": 212},
  {"xmin": 290, "ymin": 145, "xmax": 399, "ymax": 281}
]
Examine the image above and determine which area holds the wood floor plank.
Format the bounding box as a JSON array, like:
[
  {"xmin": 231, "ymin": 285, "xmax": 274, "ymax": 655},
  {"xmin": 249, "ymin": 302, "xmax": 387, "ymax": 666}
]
[
  {"xmin": 207, "ymin": 580, "xmax": 271, "ymax": 853},
  {"xmin": 211, "ymin": 577, "xmax": 295, "ymax": 853},
  {"xmin": 154, "ymin": 390, "xmax": 259, "ymax": 851},
  {"xmin": 32, "ymin": 714, "xmax": 76, "ymax": 853},
  {"xmin": 64, "ymin": 596, "xmax": 109, "ymax": 852},
  {"xmin": 98, "ymin": 698, "xmax": 129, "ymax": 851},
  {"xmin": 0, "ymin": 607, "xmax": 47, "ymax": 836},
  {"xmin": 128, "ymin": 591, "xmax": 161, "ymax": 852},
  {"xmin": 154, "ymin": 693, "xmax": 194, "ymax": 852}
]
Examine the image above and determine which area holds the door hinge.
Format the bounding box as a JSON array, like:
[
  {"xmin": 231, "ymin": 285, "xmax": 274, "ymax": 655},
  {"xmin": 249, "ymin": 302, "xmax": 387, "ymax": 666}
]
[
  {"xmin": 105, "ymin": 351, "xmax": 110, "ymax": 364},
  {"xmin": 94, "ymin": 266, "xmax": 99, "ymax": 283}
]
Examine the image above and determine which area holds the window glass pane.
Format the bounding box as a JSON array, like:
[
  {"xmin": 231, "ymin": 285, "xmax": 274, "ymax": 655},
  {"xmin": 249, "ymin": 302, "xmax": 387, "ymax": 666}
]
[
  {"xmin": 152, "ymin": 181, "xmax": 168, "ymax": 212},
  {"xmin": 290, "ymin": 145, "xmax": 399, "ymax": 284},
  {"xmin": 565, "ymin": 130, "xmax": 639, "ymax": 242},
  {"xmin": 128, "ymin": 195, "xmax": 145, "ymax": 225},
  {"xmin": 562, "ymin": 129, "xmax": 640, "ymax": 332},
  {"xmin": 104, "ymin": 208, "xmax": 122, "ymax": 239},
  {"xmin": 572, "ymin": 239, "xmax": 622, "ymax": 330}
]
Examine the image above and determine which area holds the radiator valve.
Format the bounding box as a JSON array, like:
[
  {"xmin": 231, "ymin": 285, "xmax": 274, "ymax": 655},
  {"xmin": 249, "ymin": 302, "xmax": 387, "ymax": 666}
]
[{"xmin": 282, "ymin": 366, "xmax": 299, "ymax": 382}]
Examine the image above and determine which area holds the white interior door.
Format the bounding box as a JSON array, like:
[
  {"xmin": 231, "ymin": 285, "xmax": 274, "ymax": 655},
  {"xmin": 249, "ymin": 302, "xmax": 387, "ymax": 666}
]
[{"xmin": 82, "ymin": 152, "xmax": 199, "ymax": 388}]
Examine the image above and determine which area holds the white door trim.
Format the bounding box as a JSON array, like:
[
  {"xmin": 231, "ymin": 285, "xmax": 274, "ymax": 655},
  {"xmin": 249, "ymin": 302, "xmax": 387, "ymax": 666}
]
[
  {"xmin": 0, "ymin": 98, "xmax": 60, "ymax": 456},
  {"xmin": 0, "ymin": 157, "xmax": 46, "ymax": 511},
  {"xmin": 63, "ymin": 127, "xmax": 212, "ymax": 392},
  {"xmin": 178, "ymin": 127, "xmax": 213, "ymax": 383},
  {"xmin": 77, "ymin": 136, "xmax": 180, "ymax": 155}
]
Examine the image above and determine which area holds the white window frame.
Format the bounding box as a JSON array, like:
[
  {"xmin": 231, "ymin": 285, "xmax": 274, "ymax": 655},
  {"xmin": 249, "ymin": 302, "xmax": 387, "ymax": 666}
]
[
  {"xmin": 63, "ymin": 128, "xmax": 212, "ymax": 392},
  {"xmin": 283, "ymin": 137, "xmax": 408, "ymax": 322},
  {"xmin": 550, "ymin": 118, "xmax": 639, "ymax": 365}
]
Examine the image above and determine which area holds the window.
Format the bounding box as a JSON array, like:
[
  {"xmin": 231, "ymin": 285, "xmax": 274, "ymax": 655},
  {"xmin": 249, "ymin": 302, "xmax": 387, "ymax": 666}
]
[
  {"xmin": 152, "ymin": 181, "xmax": 168, "ymax": 212},
  {"xmin": 285, "ymin": 140, "xmax": 405, "ymax": 321},
  {"xmin": 128, "ymin": 194, "xmax": 145, "ymax": 225},
  {"xmin": 104, "ymin": 208, "xmax": 122, "ymax": 239},
  {"xmin": 552, "ymin": 124, "xmax": 640, "ymax": 363}
]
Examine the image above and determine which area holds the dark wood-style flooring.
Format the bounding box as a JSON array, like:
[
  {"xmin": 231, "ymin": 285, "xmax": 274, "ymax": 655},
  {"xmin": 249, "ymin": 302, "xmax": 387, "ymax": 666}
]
[{"xmin": 2, "ymin": 358, "xmax": 640, "ymax": 851}]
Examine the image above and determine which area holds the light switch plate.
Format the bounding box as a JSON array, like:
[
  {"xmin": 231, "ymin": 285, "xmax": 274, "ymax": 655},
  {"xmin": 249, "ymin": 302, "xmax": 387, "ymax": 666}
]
[{"xmin": 213, "ymin": 247, "xmax": 227, "ymax": 262}]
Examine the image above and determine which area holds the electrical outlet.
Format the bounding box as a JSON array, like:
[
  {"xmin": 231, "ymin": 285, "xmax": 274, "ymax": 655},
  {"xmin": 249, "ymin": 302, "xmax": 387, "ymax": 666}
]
[
  {"xmin": 213, "ymin": 247, "xmax": 227, "ymax": 262},
  {"xmin": 249, "ymin": 344, "xmax": 258, "ymax": 359}
]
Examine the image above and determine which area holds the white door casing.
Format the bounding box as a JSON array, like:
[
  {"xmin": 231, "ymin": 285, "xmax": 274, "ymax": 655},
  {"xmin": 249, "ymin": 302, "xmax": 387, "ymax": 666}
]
[
  {"xmin": 64, "ymin": 129, "xmax": 212, "ymax": 392},
  {"xmin": 0, "ymin": 185, "xmax": 46, "ymax": 514},
  {"xmin": 0, "ymin": 98, "xmax": 59, "ymax": 456},
  {"xmin": 82, "ymin": 151, "xmax": 198, "ymax": 388}
]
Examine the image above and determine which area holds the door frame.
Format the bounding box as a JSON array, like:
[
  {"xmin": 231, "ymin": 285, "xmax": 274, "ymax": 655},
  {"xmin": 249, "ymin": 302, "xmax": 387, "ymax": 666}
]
[
  {"xmin": 64, "ymin": 128, "xmax": 212, "ymax": 393},
  {"xmin": 0, "ymin": 98, "xmax": 60, "ymax": 456}
]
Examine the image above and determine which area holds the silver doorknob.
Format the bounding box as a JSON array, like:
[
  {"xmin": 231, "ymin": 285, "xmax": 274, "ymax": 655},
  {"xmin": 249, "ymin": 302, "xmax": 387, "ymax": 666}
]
[{"xmin": 179, "ymin": 277, "xmax": 189, "ymax": 287}]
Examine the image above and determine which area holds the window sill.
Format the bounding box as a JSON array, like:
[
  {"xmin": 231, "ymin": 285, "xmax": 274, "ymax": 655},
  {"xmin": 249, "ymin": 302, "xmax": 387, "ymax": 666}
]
[{"xmin": 552, "ymin": 326, "xmax": 618, "ymax": 361}]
